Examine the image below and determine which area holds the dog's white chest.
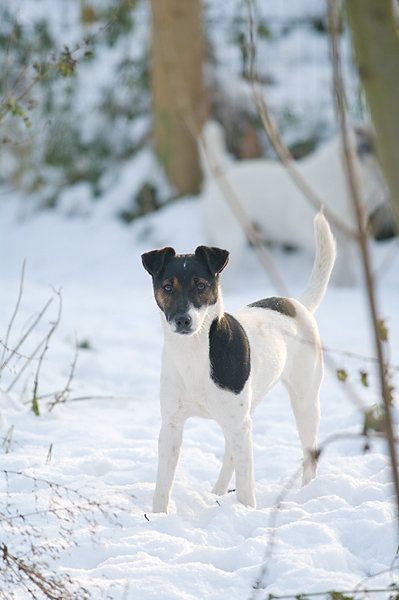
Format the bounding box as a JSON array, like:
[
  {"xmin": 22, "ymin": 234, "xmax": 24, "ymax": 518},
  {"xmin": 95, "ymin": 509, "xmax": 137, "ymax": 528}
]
[
  {"xmin": 186, "ymin": 383, "xmax": 213, "ymax": 418},
  {"xmin": 163, "ymin": 336, "xmax": 215, "ymax": 418},
  {"xmin": 182, "ymin": 369, "xmax": 217, "ymax": 419}
]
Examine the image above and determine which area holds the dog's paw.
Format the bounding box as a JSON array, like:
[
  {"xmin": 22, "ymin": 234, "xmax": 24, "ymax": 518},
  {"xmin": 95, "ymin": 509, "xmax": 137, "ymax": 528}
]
[
  {"xmin": 302, "ymin": 451, "xmax": 318, "ymax": 486},
  {"xmin": 236, "ymin": 489, "xmax": 256, "ymax": 509},
  {"xmin": 152, "ymin": 495, "xmax": 169, "ymax": 513},
  {"xmin": 212, "ymin": 482, "xmax": 229, "ymax": 496}
]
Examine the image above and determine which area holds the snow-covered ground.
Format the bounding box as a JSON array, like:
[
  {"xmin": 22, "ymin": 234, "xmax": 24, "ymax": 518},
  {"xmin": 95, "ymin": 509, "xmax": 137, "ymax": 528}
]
[
  {"xmin": 1, "ymin": 194, "xmax": 399, "ymax": 599},
  {"xmin": 1, "ymin": 0, "xmax": 398, "ymax": 597}
]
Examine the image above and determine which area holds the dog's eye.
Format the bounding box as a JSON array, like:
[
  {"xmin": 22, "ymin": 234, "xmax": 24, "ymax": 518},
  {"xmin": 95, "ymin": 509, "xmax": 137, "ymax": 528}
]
[
  {"xmin": 163, "ymin": 283, "xmax": 173, "ymax": 293},
  {"xmin": 197, "ymin": 282, "xmax": 206, "ymax": 292}
]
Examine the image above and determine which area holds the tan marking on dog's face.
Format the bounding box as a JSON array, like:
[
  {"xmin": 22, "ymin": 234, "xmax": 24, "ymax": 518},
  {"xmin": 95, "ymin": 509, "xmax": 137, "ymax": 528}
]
[
  {"xmin": 154, "ymin": 276, "xmax": 182, "ymax": 314},
  {"xmin": 153, "ymin": 270, "xmax": 218, "ymax": 335},
  {"xmin": 154, "ymin": 275, "xmax": 215, "ymax": 313}
]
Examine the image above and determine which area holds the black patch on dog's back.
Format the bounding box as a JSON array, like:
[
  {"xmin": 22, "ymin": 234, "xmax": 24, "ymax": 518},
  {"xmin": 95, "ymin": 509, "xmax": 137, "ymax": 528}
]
[
  {"xmin": 248, "ymin": 296, "xmax": 296, "ymax": 317},
  {"xmin": 209, "ymin": 313, "xmax": 250, "ymax": 394}
]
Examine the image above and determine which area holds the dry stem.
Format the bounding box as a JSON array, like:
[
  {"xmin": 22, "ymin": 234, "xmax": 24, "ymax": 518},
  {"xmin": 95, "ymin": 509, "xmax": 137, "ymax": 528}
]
[
  {"xmin": 245, "ymin": 0, "xmax": 357, "ymax": 241},
  {"xmin": 0, "ymin": 260, "xmax": 26, "ymax": 379},
  {"xmin": 328, "ymin": 0, "xmax": 399, "ymax": 532}
]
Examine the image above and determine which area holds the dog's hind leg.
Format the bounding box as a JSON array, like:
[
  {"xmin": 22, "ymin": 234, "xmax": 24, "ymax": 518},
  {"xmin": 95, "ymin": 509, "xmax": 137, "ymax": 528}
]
[
  {"xmin": 282, "ymin": 362, "xmax": 322, "ymax": 486},
  {"xmin": 152, "ymin": 421, "xmax": 184, "ymax": 513},
  {"xmin": 212, "ymin": 439, "xmax": 234, "ymax": 496}
]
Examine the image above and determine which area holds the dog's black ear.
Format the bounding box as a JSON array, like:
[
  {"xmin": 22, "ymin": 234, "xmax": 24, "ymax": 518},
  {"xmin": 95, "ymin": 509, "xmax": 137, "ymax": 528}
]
[
  {"xmin": 141, "ymin": 247, "xmax": 176, "ymax": 277},
  {"xmin": 195, "ymin": 246, "xmax": 229, "ymax": 276}
]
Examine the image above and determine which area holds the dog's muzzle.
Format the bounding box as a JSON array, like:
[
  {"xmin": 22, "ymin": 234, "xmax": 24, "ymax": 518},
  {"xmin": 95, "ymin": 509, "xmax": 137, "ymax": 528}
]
[{"xmin": 173, "ymin": 313, "xmax": 192, "ymax": 334}]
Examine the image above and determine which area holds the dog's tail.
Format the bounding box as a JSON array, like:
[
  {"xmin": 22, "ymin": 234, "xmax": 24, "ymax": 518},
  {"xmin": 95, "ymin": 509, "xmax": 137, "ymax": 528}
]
[{"xmin": 299, "ymin": 211, "xmax": 336, "ymax": 313}]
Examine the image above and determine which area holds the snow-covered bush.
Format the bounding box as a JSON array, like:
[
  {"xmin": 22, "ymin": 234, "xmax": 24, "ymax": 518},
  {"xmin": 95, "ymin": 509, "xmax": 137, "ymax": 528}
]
[{"xmin": 0, "ymin": 0, "xmax": 151, "ymax": 211}]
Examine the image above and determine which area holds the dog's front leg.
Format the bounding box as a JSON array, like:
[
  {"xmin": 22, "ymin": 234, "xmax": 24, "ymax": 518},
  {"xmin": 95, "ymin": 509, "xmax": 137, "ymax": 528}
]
[
  {"xmin": 224, "ymin": 416, "xmax": 256, "ymax": 508},
  {"xmin": 212, "ymin": 439, "xmax": 234, "ymax": 496},
  {"xmin": 153, "ymin": 420, "xmax": 184, "ymax": 513}
]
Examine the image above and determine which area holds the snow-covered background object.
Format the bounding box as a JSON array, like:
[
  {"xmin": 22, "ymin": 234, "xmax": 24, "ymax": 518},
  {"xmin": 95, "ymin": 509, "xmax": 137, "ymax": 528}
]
[{"xmin": 1, "ymin": 1, "xmax": 398, "ymax": 598}]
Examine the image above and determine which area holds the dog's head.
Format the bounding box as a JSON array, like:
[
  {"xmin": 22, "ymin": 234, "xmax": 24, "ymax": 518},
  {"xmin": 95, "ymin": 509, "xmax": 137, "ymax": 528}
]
[{"xmin": 141, "ymin": 246, "xmax": 229, "ymax": 336}]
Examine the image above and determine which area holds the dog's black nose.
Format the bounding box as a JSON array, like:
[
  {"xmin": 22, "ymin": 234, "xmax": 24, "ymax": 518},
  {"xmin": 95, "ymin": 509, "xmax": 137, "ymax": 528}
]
[{"xmin": 175, "ymin": 313, "xmax": 192, "ymax": 333}]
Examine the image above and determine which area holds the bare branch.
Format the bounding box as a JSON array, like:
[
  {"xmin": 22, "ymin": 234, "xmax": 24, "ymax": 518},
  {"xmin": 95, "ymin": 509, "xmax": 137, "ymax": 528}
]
[
  {"xmin": 328, "ymin": 0, "xmax": 399, "ymax": 533},
  {"xmin": 0, "ymin": 297, "xmax": 53, "ymax": 376},
  {"xmin": 48, "ymin": 333, "xmax": 79, "ymax": 412},
  {"xmin": 0, "ymin": 260, "xmax": 26, "ymax": 379},
  {"xmin": 198, "ymin": 131, "xmax": 290, "ymax": 295},
  {"xmin": 245, "ymin": 0, "xmax": 358, "ymax": 241},
  {"xmin": 31, "ymin": 289, "xmax": 63, "ymax": 415},
  {"xmin": 250, "ymin": 429, "xmax": 399, "ymax": 596}
]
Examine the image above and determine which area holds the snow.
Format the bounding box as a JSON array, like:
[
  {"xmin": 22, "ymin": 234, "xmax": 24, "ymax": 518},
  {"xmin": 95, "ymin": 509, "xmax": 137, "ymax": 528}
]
[
  {"xmin": 204, "ymin": 0, "xmax": 358, "ymax": 147},
  {"xmin": 1, "ymin": 0, "xmax": 399, "ymax": 597},
  {"xmin": 1, "ymin": 194, "xmax": 399, "ymax": 599}
]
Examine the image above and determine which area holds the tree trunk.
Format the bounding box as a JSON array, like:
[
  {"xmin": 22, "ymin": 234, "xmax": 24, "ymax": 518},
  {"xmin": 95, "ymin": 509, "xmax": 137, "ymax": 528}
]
[
  {"xmin": 346, "ymin": 0, "xmax": 399, "ymax": 229},
  {"xmin": 150, "ymin": 0, "xmax": 205, "ymax": 197}
]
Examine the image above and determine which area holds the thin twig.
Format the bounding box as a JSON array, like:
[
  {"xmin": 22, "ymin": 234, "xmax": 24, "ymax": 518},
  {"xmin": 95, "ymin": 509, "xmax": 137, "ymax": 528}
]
[
  {"xmin": 198, "ymin": 132, "xmax": 290, "ymax": 294},
  {"xmin": 0, "ymin": 297, "xmax": 53, "ymax": 375},
  {"xmin": 33, "ymin": 392, "xmax": 141, "ymax": 403},
  {"xmin": 249, "ymin": 463, "xmax": 303, "ymax": 598},
  {"xmin": 249, "ymin": 429, "xmax": 398, "ymax": 597},
  {"xmin": 31, "ymin": 290, "xmax": 63, "ymax": 415},
  {"xmin": 0, "ymin": 260, "xmax": 26, "ymax": 379},
  {"xmin": 328, "ymin": 0, "xmax": 399, "ymax": 534},
  {"xmin": 245, "ymin": 0, "xmax": 357, "ymax": 242},
  {"xmin": 0, "ymin": 9, "xmax": 115, "ymax": 124},
  {"xmin": 50, "ymin": 393, "xmax": 141, "ymax": 403},
  {"xmin": 48, "ymin": 333, "xmax": 79, "ymax": 412},
  {"xmin": 6, "ymin": 335, "xmax": 47, "ymax": 394},
  {"xmin": 256, "ymin": 584, "xmax": 398, "ymax": 600}
]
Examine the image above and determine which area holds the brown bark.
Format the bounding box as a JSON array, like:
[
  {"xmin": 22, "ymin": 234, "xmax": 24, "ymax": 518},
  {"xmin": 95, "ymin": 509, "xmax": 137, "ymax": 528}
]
[
  {"xmin": 150, "ymin": 0, "xmax": 205, "ymax": 196},
  {"xmin": 346, "ymin": 0, "xmax": 399, "ymax": 229}
]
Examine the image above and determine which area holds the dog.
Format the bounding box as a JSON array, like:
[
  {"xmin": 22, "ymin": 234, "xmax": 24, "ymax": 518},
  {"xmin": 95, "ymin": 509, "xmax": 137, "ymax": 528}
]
[
  {"xmin": 199, "ymin": 120, "xmax": 386, "ymax": 288},
  {"xmin": 142, "ymin": 211, "xmax": 336, "ymax": 512}
]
